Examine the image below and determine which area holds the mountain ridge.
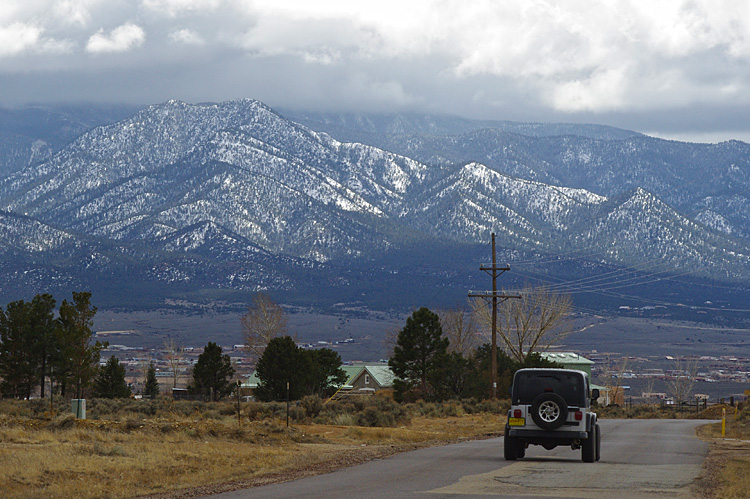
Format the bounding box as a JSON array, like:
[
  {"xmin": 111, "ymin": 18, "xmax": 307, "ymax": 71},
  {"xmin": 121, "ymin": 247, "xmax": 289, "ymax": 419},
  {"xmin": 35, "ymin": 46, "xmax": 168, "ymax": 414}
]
[{"xmin": 0, "ymin": 99, "xmax": 748, "ymax": 315}]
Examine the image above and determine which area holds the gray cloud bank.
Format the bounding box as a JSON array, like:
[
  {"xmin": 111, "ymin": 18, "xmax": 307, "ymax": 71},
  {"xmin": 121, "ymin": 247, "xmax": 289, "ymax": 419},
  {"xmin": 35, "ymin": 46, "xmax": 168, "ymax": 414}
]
[{"xmin": 1, "ymin": 0, "xmax": 749, "ymax": 142}]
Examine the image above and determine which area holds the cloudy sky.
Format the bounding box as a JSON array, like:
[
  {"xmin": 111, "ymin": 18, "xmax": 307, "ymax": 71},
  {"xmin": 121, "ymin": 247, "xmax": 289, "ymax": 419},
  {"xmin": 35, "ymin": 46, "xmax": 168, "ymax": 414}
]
[{"xmin": 1, "ymin": 0, "xmax": 749, "ymax": 142}]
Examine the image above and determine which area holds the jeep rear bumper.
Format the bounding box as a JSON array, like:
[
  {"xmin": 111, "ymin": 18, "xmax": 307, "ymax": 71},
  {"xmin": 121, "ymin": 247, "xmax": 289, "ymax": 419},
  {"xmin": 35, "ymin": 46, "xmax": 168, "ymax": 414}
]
[{"xmin": 508, "ymin": 428, "xmax": 590, "ymax": 440}]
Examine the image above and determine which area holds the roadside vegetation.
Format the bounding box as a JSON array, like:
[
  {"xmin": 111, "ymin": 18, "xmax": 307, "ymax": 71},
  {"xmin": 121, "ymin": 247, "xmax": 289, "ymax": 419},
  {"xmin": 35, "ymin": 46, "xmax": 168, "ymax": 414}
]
[
  {"xmin": 1, "ymin": 291, "xmax": 745, "ymax": 498},
  {"xmin": 0, "ymin": 396, "xmax": 507, "ymax": 499},
  {"xmin": 695, "ymin": 401, "xmax": 750, "ymax": 499}
]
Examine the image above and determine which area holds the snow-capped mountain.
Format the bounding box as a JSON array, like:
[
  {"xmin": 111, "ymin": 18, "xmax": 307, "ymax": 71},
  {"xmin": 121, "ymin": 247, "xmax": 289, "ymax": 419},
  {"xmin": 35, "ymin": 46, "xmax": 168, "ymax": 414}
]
[
  {"xmin": 287, "ymin": 112, "xmax": 750, "ymax": 240},
  {"xmin": 0, "ymin": 99, "xmax": 748, "ymax": 311}
]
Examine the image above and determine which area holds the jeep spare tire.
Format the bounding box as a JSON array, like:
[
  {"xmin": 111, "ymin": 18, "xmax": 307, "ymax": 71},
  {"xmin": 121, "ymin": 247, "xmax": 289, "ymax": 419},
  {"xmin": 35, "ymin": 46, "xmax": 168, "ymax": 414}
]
[{"xmin": 530, "ymin": 392, "xmax": 568, "ymax": 430}]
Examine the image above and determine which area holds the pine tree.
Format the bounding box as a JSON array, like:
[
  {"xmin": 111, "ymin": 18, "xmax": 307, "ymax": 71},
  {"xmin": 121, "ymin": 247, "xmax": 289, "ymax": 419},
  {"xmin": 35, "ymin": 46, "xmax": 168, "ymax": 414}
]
[
  {"xmin": 0, "ymin": 300, "xmax": 37, "ymax": 399},
  {"xmin": 54, "ymin": 292, "xmax": 106, "ymax": 399},
  {"xmin": 254, "ymin": 336, "xmax": 306, "ymax": 402},
  {"xmin": 302, "ymin": 348, "xmax": 347, "ymax": 398},
  {"xmin": 389, "ymin": 307, "xmax": 449, "ymax": 402},
  {"xmin": 94, "ymin": 355, "xmax": 131, "ymax": 398},
  {"xmin": 189, "ymin": 342, "xmax": 235, "ymax": 401},
  {"xmin": 144, "ymin": 362, "xmax": 159, "ymax": 399},
  {"xmin": 29, "ymin": 294, "xmax": 57, "ymax": 399}
]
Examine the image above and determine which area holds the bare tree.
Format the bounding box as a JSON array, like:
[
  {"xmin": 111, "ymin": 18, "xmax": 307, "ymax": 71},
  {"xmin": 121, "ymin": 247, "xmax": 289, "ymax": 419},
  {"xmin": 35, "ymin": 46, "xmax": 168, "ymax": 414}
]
[
  {"xmin": 164, "ymin": 338, "xmax": 184, "ymax": 389},
  {"xmin": 643, "ymin": 376, "xmax": 658, "ymax": 406},
  {"xmin": 471, "ymin": 285, "xmax": 572, "ymax": 363},
  {"xmin": 598, "ymin": 354, "xmax": 628, "ymax": 405},
  {"xmin": 383, "ymin": 323, "xmax": 402, "ymax": 359},
  {"xmin": 240, "ymin": 293, "xmax": 288, "ymax": 357},
  {"xmin": 666, "ymin": 357, "xmax": 698, "ymax": 403},
  {"xmin": 437, "ymin": 304, "xmax": 480, "ymax": 356}
]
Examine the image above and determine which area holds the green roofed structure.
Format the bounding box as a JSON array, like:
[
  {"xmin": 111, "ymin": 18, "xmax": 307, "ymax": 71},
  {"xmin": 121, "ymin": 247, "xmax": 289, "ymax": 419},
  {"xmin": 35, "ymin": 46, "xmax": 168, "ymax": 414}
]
[
  {"xmin": 240, "ymin": 363, "xmax": 394, "ymax": 399},
  {"xmin": 540, "ymin": 352, "xmax": 594, "ymax": 377}
]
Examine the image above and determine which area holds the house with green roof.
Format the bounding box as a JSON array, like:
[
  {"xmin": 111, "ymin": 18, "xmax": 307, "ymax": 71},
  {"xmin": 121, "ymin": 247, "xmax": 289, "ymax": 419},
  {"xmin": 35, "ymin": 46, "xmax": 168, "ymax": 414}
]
[
  {"xmin": 540, "ymin": 352, "xmax": 594, "ymax": 377},
  {"xmin": 239, "ymin": 363, "xmax": 394, "ymax": 399},
  {"xmin": 343, "ymin": 364, "xmax": 395, "ymax": 393}
]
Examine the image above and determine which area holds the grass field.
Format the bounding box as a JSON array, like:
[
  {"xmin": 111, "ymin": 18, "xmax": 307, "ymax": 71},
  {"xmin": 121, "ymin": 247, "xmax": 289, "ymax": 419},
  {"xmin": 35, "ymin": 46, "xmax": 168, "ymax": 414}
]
[
  {"xmin": 0, "ymin": 397, "xmax": 506, "ymax": 498},
  {"xmin": 1, "ymin": 397, "xmax": 747, "ymax": 498}
]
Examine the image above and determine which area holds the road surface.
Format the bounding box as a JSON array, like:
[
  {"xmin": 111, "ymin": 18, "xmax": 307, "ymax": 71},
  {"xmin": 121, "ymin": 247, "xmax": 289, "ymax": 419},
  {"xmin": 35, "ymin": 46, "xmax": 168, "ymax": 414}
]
[{"xmin": 208, "ymin": 419, "xmax": 709, "ymax": 498}]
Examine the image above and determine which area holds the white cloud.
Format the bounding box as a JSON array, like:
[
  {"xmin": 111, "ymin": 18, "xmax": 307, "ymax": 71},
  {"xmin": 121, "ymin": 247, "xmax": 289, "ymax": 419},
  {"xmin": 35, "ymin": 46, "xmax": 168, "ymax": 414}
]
[
  {"xmin": 0, "ymin": 0, "xmax": 749, "ymax": 138},
  {"xmin": 141, "ymin": 0, "xmax": 221, "ymax": 17},
  {"xmin": 53, "ymin": 0, "xmax": 95, "ymax": 27},
  {"xmin": 169, "ymin": 28, "xmax": 205, "ymax": 46},
  {"xmin": 0, "ymin": 22, "xmax": 41, "ymax": 56},
  {"xmin": 86, "ymin": 23, "xmax": 145, "ymax": 53}
]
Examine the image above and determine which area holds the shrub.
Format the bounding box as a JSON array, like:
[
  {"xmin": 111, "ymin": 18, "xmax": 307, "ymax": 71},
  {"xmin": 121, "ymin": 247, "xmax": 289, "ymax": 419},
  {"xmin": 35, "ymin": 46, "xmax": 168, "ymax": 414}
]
[
  {"xmin": 330, "ymin": 413, "xmax": 357, "ymax": 426},
  {"xmin": 460, "ymin": 398, "xmax": 508, "ymax": 415},
  {"xmin": 300, "ymin": 395, "xmax": 323, "ymax": 418},
  {"xmin": 49, "ymin": 413, "xmax": 77, "ymax": 430}
]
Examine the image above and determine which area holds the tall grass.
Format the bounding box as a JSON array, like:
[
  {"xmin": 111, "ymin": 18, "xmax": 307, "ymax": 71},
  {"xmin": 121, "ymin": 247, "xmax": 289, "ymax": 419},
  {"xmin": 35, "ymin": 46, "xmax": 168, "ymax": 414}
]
[{"xmin": 0, "ymin": 396, "xmax": 508, "ymax": 498}]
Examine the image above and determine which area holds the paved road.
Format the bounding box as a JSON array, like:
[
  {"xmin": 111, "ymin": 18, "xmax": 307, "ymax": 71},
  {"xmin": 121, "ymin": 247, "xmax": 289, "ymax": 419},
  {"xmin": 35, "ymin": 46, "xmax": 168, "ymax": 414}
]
[{"xmin": 208, "ymin": 419, "xmax": 709, "ymax": 499}]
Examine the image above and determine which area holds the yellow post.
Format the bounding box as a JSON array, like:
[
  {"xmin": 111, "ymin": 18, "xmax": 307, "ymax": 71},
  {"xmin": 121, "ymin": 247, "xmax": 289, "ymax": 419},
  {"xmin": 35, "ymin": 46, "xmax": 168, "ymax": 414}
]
[{"xmin": 721, "ymin": 408, "xmax": 726, "ymax": 437}]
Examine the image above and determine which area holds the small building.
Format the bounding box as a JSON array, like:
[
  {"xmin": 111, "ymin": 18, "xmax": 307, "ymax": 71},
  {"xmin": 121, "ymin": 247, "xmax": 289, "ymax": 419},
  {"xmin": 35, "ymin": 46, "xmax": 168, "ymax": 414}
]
[
  {"xmin": 341, "ymin": 364, "xmax": 394, "ymax": 393},
  {"xmin": 540, "ymin": 352, "xmax": 594, "ymax": 377},
  {"xmin": 172, "ymin": 388, "xmax": 190, "ymax": 400},
  {"xmin": 240, "ymin": 364, "xmax": 395, "ymax": 399}
]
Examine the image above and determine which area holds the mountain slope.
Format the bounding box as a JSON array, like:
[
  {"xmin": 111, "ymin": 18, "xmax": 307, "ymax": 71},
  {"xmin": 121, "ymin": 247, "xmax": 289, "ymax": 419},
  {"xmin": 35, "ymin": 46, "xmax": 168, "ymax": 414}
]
[{"xmin": 0, "ymin": 100, "xmax": 748, "ymax": 312}]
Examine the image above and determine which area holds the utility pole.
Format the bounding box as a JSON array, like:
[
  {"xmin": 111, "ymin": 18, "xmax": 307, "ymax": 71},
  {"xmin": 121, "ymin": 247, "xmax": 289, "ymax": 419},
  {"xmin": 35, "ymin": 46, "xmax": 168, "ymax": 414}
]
[{"xmin": 468, "ymin": 233, "xmax": 521, "ymax": 399}]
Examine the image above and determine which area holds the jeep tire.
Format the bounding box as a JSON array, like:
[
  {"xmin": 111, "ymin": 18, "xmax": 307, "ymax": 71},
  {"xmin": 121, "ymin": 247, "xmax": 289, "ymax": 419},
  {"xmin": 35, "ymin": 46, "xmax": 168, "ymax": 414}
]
[
  {"xmin": 530, "ymin": 392, "xmax": 568, "ymax": 430},
  {"xmin": 504, "ymin": 427, "xmax": 521, "ymax": 460},
  {"xmin": 595, "ymin": 423, "xmax": 601, "ymax": 461},
  {"xmin": 582, "ymin": 426, "xmax": 596, "ymax": 463}
]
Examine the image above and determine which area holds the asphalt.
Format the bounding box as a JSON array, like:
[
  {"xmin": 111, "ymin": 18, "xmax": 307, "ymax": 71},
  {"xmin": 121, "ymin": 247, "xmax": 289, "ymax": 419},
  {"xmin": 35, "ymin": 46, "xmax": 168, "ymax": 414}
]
[{"xmin": 207, "ymin": 419, "xmax": 710, "ymax": 499}]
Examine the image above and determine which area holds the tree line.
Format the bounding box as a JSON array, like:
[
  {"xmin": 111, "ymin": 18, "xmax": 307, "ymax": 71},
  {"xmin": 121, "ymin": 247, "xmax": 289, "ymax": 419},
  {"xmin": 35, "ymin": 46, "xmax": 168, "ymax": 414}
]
[
  {"xmin": 0, "ymin": 285, "xmax": 570, "ymax": 403},
  {"xmin": 242, "ymin": 287, "xmax": 571, "ymax": 403},
  {"xmin": 389, "ymin": 307, "xmax": 559, "ymax": 402},
  {"xmin": 0, "ymin": 290, "xmax": 242, "ymax": 401},
  {"xmin": 0, "ymin": 292, "xmax": 103, "ymax": 400}
]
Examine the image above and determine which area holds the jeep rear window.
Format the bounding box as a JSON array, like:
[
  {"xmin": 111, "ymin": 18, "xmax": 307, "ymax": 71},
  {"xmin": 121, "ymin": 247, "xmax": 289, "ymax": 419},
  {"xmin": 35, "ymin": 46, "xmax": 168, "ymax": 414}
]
[{"xmin": 513, "ymin": 372, "xmax": 585, "ymax": 406}]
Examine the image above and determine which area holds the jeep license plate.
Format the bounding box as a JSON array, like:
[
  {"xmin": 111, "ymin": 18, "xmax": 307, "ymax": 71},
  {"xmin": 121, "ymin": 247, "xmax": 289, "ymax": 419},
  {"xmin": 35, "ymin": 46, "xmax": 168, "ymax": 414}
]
[{"xmin": 508, "ymin": 417, "xmax": 525, "ymax": 426}]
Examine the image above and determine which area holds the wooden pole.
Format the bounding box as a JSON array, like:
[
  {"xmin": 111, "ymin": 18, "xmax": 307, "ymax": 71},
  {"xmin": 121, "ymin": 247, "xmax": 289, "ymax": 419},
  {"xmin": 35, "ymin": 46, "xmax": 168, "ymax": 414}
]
[{"xmin": 491, "ymin": 233, "xmax": 498, "ymax": 399}]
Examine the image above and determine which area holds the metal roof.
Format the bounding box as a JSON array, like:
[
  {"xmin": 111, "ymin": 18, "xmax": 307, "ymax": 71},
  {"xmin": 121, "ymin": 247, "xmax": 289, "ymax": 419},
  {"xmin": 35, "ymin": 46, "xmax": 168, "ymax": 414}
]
[
  {"xmin": 540, "ymin": 352, "xmax": 594, "ymax": 364},
  {"xmin": 241, "ymin": 364, "xmax": 394, "ymax": 389}
]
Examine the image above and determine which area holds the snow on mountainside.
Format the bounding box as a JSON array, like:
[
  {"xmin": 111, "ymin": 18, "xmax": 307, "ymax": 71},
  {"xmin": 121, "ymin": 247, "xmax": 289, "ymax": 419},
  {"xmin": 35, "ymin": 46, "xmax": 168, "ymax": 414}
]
[
  {"xmin": 577, "ymin": 188, "xmax": 750, "ymax": 279},
  {"xmin": 299, "ymin": 116, "xmax": 750, "ymax": 240},
  {"xmin": 0, "ymin": 211, "xmax": 74, "ymax": 254},
  {"xmin": 403, "ymin": 162, "xmax": 607, "ymax": 247},
  {"xmin": 0, "ymin": 99, "xmax": 749, "ymax": 310}
]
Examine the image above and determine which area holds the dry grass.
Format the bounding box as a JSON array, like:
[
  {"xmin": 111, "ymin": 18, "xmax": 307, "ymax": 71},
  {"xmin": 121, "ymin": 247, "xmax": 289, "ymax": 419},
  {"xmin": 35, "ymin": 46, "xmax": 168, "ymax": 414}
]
[
  {"xmin": 0, "ymin": 407, "xmax": 504, "ymax": 499},
  {"xmin": 695, "ymin": 404, "xmax": 750, "ymax": 499}
]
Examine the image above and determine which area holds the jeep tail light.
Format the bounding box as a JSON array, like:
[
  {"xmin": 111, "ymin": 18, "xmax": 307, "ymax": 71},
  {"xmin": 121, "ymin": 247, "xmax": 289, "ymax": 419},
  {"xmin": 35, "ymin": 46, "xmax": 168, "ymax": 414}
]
[
  {"xmin": 574, "ymin": 411, "xmax": 583, "ymax": 421},
  {"xmin": 513, "ymin": 409, "xmax": 522, "ymax": 418}
]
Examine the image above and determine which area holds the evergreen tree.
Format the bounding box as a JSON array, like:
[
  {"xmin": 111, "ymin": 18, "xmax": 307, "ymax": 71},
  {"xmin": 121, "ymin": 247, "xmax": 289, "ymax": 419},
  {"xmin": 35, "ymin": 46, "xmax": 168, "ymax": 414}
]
[
  {"xmin": 189, "ymin": 342, "xmax": 235, "ymax": 401},
  {"xmin": 29, "ymin": 294, "xmax": 57, "ymax": 399},
  {"xmin": 302, "ymin": 348, "xmax": 347, "ymax": 398},
  {"xmin": 461, "ymin": 345, "xmax": 560, "ymax": 399},
  {"xmin": 389, "ymin": 307, "xmax": 449, "ymax": 402},
  {"xmin": 54, "ymin": 291, "xmax": 105, "ymax": 399},
  {"xmin": 0, "ymin": 300, "xmax": 37, "ymax": 398},
  {"xmin": 254, "ymin": 336, "xmax": 306, "ymax": 402},
  {"xmin": 429, "ymin": 351, "xmax": 470, "ymax": 401},
  {"xmin": 94, "ymin": 355, "xmax": 131, "ymax": 398},
  {"xmin": 144, "ymin": 362, "xmax": 159, "ymax": 399}
]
